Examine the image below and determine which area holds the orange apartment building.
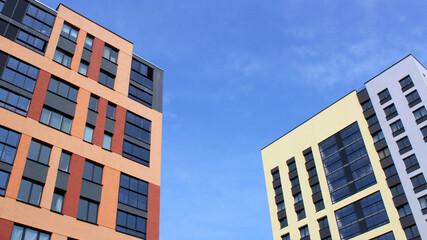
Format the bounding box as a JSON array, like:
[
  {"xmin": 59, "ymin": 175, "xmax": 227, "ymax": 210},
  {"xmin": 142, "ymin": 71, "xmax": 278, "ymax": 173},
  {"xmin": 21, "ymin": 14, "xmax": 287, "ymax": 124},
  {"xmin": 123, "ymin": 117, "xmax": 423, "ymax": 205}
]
[{"xmin": 0, "ymin": 0, "xmax": 163, "ymax": 239}]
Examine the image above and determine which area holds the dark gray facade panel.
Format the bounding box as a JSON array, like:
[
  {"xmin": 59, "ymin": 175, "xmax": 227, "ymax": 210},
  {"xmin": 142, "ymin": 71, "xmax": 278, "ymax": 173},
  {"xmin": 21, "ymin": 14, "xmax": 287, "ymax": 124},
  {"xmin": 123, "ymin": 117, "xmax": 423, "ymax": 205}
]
[
  {"xmin": 386, "ymin": 174, "xmax": 401, "ymax": 188},
  {"xmin": 117, "ymin": 202, "xmax": 147, "ymax": 218},
  {"xmin": 422, "ymin": 208, "xmax": 427, "ymax": 215},
  {"xmin": 302, "ymin": 147, "xmax": 312, "ymax": 156},
  {"xmin": 100, "ymin": 58, "xmax": 117, "ymax": 76},
  {"xmin": 57, "ymin": 36, "xmax": 76, "ymax": 55},
  {"xmin": 312, "ymin": 192, "xmax": 323, "ymax": 203},
  {"xmin": 393, "ymin": 194, "xmax": 408, "ymax": 208},
  {"xmin": 44, "ymin": 91, "xmax": 76, "ymax": 117},
  {"xmin": 11, "ymin": 0, "xmax": 28, "ymax": 22},
  {"xmin": 81, "ymin": 48, "xmax": 92, "ymax": 62},
  {"xmin": 309, "ymin": 175, "xmax": 319, "ymax": 186},
  {"xmin": 392, "ymin": 128, "xmax": 405, "ymax": 137},
  {"xmin": 291, "ymin": 185, "xmax": 301, "ymax": 195},
  {"xmin": 399, "ymin": 146, "xmax": 412, "ymax": 155},
  {"xmin": 270, "ymin": 166, "xmax": 279, "ymax": 174},
  {"xmin": 4, "ymin": 24, "xmax": 18, "ymax": 41},
  {"xmin": 288, "ymin": 169, "xmax": 298, "ymax": 180},
  {"xmin": 0, "ymin": 19, "xmax": 7, "ymax": 35},
  {"xmin": 286, "ymin": 157, "xmax": 295, "ymax": 165},
  {"xmin": 319, "ymin": 227, "xmax": 331, "ymax": 239},
  {"xmin": 386, "ymin": 111, "xmax": 398, "ymax": 121},
  {"xmin": 86, "ymin": 110, "xmax": 97, "ymax": 126},
  {"xmin": 413, "ymin": 184, "xmax": 427, "ymax": 194},
  {"xmin": 363, "ymin": 107, "xmax": 376, "ymax": 119},
  {"xmin": 277, "ymin": 209, "xmax": 286, "ymax": 220},
  {"xmin": 0, "ymin": 161, "xmax": 13, "ymax": 172},
  {"xmin": 305, "ymin": 160, "xmax": 315, "ymax": 171},
  {"xmin": 406, "ymin": 164, "xmax": 420, "ymax": 174},
  {"xmin": 0, "ymin": 80, "xmax": 33, "ymax": 99},
  {"xmin": 104, "ymin": 118, "xmax": 115, "ymax": 134},
  {"xmin": 275, "ymin": 194, "xmax": 283, "ymax": 204},
  {"xmin": 357, "ymin": 88, "xmax": 370, "ymax": 104},
  {"xmin": 2, "ymin": 0, "xmax": 18, "ymax": 18},
  {"xmin": 272, "ymin": 178, "xmax": 281, "ymax": 188},
  {"xmin": 152, "ymin": 68, "xmax": 163, "ymax": 112},
  {"xmin": 80, "ymin": 179, "xmax": 102, "ymax": 202},
  {"xmin": 369, "ymin": 123, "xmax": 381, "ymax": 135},
  {"xmin": 0, "ymin": 51, "xmax": 7, "ymax": 75},
  {"xmin": 123, "ymin": 135, "xmax": 150, "ymax": 150},
  {"xmin": 374, "ymin": 139, "xmax": 388, "ymax": 151},
  {"xmin": 416, "ymin": 115, "xmax": 427, "ymax": 125},
  {"xmin": 23, "ymin": 160, "xmax": 48, "ymax": 183},
  {"xmin": 55, "ymin": 171, "xmax": 69, "ymax": 191},
  {"xmin": 400, "ymin": 215, "xmax": 416, "ymax": 228},
  {"xmin": 380, "ymin": 156, "xmax": 394, "ymax": 169},
  {"xmin": 294, "ymin": 201, "xmax": 304, "ymax": 212}
]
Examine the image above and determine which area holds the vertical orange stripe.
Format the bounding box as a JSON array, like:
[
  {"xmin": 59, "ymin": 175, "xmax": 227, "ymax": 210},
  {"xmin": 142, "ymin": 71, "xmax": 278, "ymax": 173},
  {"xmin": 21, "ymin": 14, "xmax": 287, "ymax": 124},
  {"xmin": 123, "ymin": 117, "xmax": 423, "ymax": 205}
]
[
  {"xmin": 27, "ymin": 70, "xmax": 51, "ymax": 121},
  {"xmin": 97, "ymin": 166, "xmax": 119, "ymax": 229},
  {"xmin": 70, "ymin": 89, "xmax": 90, "ymax": 139},
  {"xmin": 62, "ymin": 154, "xmax": 84, "ymax": 218},
  {"xmin": 146, "ymin": 183, "xmax": 160, "ymax": 240}
]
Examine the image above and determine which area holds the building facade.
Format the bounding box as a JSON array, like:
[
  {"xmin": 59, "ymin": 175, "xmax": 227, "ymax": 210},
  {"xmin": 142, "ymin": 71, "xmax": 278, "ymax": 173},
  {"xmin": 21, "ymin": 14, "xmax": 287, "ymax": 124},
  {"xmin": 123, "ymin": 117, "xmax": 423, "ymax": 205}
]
[
  {"xmin": 0, "ymin": 1, "xmax": 163, "ymax": 240},
  {"xmin": 262, "ymin": 55, "xmax": 426, "ymax": 240}
]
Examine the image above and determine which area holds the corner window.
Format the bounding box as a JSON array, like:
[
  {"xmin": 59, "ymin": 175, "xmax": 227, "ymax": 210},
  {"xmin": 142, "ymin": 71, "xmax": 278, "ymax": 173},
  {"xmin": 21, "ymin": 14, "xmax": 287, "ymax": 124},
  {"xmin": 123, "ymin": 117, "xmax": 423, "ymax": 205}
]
[
  {"xmin": 60, "ymin": 22, "xmax": 79, "ymax": 42},
  {"xmin": 16, "ymin": 30, "xmax": 47, "ymax": 54},
  {"xmin": 22, "ymin": 4, "xmax": 55, "ymax": 36},
  {"xmin": 130, "ymin": 58, "xmax": 153, "ymax": 89},
  {"xmin": 1, "ymin": 56, "xmax": 39, "ymax": 93},
  {"xmin": 116, "ymin": 210, "xmax": 147, "ymax": 239},
  {"xmin": 0, "ymin": 88, "xmax": 31, "ymax": 116},
  {"xmin": 103, "ymin": 44, "xmax": 118, "ymax": 63},
  {"xmin": 119, "ymin": 173, "xmax": 148, "ymax": 211}
]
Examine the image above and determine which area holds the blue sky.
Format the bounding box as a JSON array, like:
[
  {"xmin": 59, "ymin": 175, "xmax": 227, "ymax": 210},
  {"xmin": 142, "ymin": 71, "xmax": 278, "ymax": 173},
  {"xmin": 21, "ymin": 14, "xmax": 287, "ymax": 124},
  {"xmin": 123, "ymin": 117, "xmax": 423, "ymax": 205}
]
[{"xmin": 41, "ymin": 0, "xmax": 427, "ymax": 239}]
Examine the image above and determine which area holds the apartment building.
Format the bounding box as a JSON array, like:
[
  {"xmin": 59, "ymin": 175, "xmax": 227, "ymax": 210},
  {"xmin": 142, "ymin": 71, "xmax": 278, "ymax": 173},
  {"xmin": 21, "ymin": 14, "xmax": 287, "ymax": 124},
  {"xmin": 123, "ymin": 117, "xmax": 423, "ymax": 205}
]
[
  {"xmin": 261, "ymin": 55, "xmax": 426, "ymax": 240},
  {"xmin": 0, "ymin": 0, "xmax": 163, "ymax": 239}
]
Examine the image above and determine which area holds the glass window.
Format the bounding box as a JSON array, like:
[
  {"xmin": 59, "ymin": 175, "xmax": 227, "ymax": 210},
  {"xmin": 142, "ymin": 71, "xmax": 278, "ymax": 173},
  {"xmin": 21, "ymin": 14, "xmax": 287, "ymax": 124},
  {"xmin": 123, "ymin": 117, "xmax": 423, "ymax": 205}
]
[
  {"xmin": 421, "ymin": 126, "xmax": 427, "ymax": 140},
  {"xmin": 297, "ymin": 209, "xmax": 306, "ymax": 220},
  {"xmin": 290, "ymin": 176, "xmax": 299, "ymax": 187},
  {"xmin": 78, "ymin": 61, "xmax": 88, "ymax": 76},
  {"xmin": 51, "ymin": 191, "xmax": 64, "ymax": 213},
  {"xmin": 377, "ymin": 148, "xmax": 390, "ymax": 159},
  {"xmin": 103, "ymin": 45, "xmax": 118, "ymax": 63},
  {"xmin": 129, "ymin": 85, "xmax": 153, "ymax": 107},
  {"xmin": 77, "ymin": 198, "xmax": 98, "ymax": 224},
  {"xmin": 397, "ymin": 204, "xmax": 412, "ymax": 217},
  {"xmin": 277, "ymin": 201, "xmax": 285, "ymax": 212},
  {"xmin": 315, "ymin": 199, "xmax": 325, "ymax": 211},
  {"xmin": 17, "ymin": 179, "xmax": 43, "ymax": 206},
  {"xmin": 119, "ymin": 173, "xmax": 148, "ymax": 211},
  {"xmin": 60, "ymin": 22, "xmax": 78, "ymax": 42},
  {"xmin": 304, "ymin": 151, "xmax": 314, "ymax": 162},
  {"xmin": 396, "ymin": 136, "xmax": 411, "ymax": 152},
  {"xmin": 125, "ymin": 111, "xmax": 151, "ymax": 144},
  {"xmin": 390, "ymin": 120, "xmax": 404, "ymax": 135},
  {"xmin": 116, "ymin": 210, "xmax": 147, "ymax": 239},
  {"xmin": 58, "ymin": 151, "xmax": 71, "ymax": 172},
  {"xmin": 130, "ymin": 59, "xmax": 153, "ymax": 89},
  {"xmin": 294, "ymin": 193, "xmax": 302, "ymax": 203},
  {"xmin": 279, "ymin": 217, "xmax": 288, "ymax": 229},
  {"xmin": 106, "ymin": 103, "xmax": 116, "ymax": 119},
  {"xmin": 370, "ymin": 232, "xmax": 395, "ymax": 240},
  {"xmin": 318, "ymin": 217, "xmax": 329, "ymax": 229},
  {"xmin": 281, "ymin": 234, "xmax": 290, "ymax": 240},
  {"xmin": 27, "ymin": 139, "xmax": 51, "ymax": 165},
  {"xmin": 15, "ymin": 29, "xmax": 47, "ymax": 54},
  {"xmin": 418, "ymin": 195, "xmax": 427, "ymax": 210},
  {"xmin": 88, "ymin": 95, "xmax": 98, "ymax": 112},
  {"xmin": 308, "ymin": 167, "xmax": 317, "ymax": 178},
  {"xmin": 84, "ymin": 35, "xmax": 94, "ymax": 50},
  {"xmin": 406, "ymin": 90, "xmax": 421, "ymax": 106},
  {"xmin": 383, "ymin": 165, "xmax": 397, "ymax": 178},
  {"xmin": 404, "ymin": 225, "xmax": 420, "ymax": 239},
  {"xmin": 411, "ymin": 173, "xmax": 426, "ymax": 189},
  {"xmin": 1, "ymin": 56, "xmax": 39, "ymax": 93},
  {"xmin": 102, "ymin": 133, "xmax": 112, "ymax": 150},
  {"xmin": 403, "ymin": 154, "xmax": 419, "ymax": 171},
  {"xmin": 399, "ymin": 75, "xmax": 414, "ymax": 90},
  {"xmin": 378, "ymin": 89, "xmax": 391, "ymax": 103},
  {"xmin": 0, "ymin": 0, "xmax": 4, "ymax": 11},
  {"xmin": 0, "ymin": 170, "xmax": 10, "ymax": 196},
  {"xmin": 287, "ymin": 161, "xmax": 296, "ymax": 171},
  {"xmin": 372, "ymin": 131, "xmax": 384, "ymax": 142},
  {"xmin": 0, "ymin": 125, "xmax": 21, "ymax": 165},
  {"xmin": 274, "ymin": 185, "xmax": 282, "ymax": 195},
  {"xmin": 299, "ymin": 225, "xmax": 309, "ymax": 238},
  {"xmin": 82, "ymin": 160, "xmax": 103, "ymax": 184},
  {"xmin": 10, "ymin": 224, "xmax": 51, "ymax": 240},
  {"xmin": 48, "ymin": 77, "xmax": 78, "ymax": 102},
  {"xmin": 361, "ymin": 100, "xmax": 372, "ymax": 111},
  {"xmin": 413, "ymin": 106, "xmax": 427, "ymax": 122},
  {"xmin": 0, "ymin": 87, "xmax": 31, "ymax": 116},
  {"xmin": 53, "ymin": 49, "xmax": 72, "ymax": 68},
  {"xmin": 21, "ymin": 4, "xmax": 55, "ymax": 36},
  {"xmin": 83, "ymin": 125, "xmax": 94, "ymax": 143},
  {"xmin": 311, "ymin": 183, "xmax": 321, "ymax": 194},
  {"xmin": 366, "ymin": 115, "xmax": 378, "ymax": 126},
  {"xmin": 98, "ymin": 70, "xmax": 115, "ymax": 89},
  {"xmin": 40, "ymin": 108, "xmax": 72, "ymax": 133},
  {"xmin": 390, "ymin": 184, "xmax": 405, "ymax": 197},
  {"xmin": 123, "ymin": 141, "xmax": 150, "ymax": 166},
  {"xmin": 384, "ymin": 104, "xmax": 398, "ymax": 119},
  {"xmin": 272, "ymin": 171, "xmax": 280, "ymax": 181}
]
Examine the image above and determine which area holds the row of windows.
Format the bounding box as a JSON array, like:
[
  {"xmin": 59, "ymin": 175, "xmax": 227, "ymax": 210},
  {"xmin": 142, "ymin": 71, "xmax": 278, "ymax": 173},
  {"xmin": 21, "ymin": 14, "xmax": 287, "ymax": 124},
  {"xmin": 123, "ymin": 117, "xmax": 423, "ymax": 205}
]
[
  {"xmin": 15, "ymin": 30, "xmax": 46, "ymax": 55},
  {"xmin": 22, "ymin": 4, "xmax": 55, "ymax": 37},
  {"xmin": 0, "ymin": 87, "xmax": 30, "ymax": 116},
  {"xmin": 1, "ymin": 56, "xmax": 39, "ymax": 93}
]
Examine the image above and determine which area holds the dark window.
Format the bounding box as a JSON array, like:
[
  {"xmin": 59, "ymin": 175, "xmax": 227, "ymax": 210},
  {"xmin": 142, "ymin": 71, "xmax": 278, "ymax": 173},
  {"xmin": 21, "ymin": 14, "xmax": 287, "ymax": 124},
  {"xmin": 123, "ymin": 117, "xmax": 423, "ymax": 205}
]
[
  {"xmin": 10, "ymin": 224, "xmax": 51, "ymax": 240},
  {"xmin": 16, "ymin": 30, "xmax": 46, "ymax": 54},
  {"xmin": 48, "ymin": 78, "xmax": 78, "ymax": 102},
  {"xmin": 51, "ymin": 190, "xmax": 64, "ymax": 213},
  {"xmin": 17, "ymin": 179, "xmax": 43, "ymax": 206},
  {"xmin": 390, "ymin": 120, "xmax": 404, "ymax": 135},
  {"xmin": 396, "ymin": 136, "xmax": 411, "ymax": 153},
  {"xmin": 390, "ymin": 184, "xmax": 405, "ymax": 197},
  {"xmin": 78, "ymin": 61, "xmax": 88, "ymax": 76},
  {"xmin": 27, "ymin": 139, "xmax": 51, "ymax": 165},
  {"xmin": 77, "ymin": 198, "xmax": 98, "ymax": 224},
  {"xmin": 421, "ymin": 126, "xmax": 427, "ymax": 141},
  {"xmin": 377, "ymin": 148, "xmax": 390, "ymax": 159},
  {"xmin": 411, "ymin": 173, "xmax": 426, "ymax": 189},
  {"xmin": 378, "ymin": 89, "xmax": 391, "ymax": 104},
  {"xmin": 98, "ymin": 70, "xmax": 114, "ymax": 89},
  {"xmin": 397, "ymin": 204, "xmax": 412, "ymax": 218},
  {"xmin": 125, "ymin": 111, "xmax": 151, "ymax": 144},
  {"xmin": 119, "ymin": 173, "xmax": 148, "ymax": 211},
  {"xmin": 281, "ymin": 234, "xmax": 290, "ymax": 240},
  {"xmin": 315, "ymin": 199, "xmax": 325, "ymax": 211},
  {"xmin": 130, "ymin": 59, "xmax": 153, "ymax": 89},
  {"xmin": 82, "ymin": 160, "xmax": 103, "ymax": 184},
  {"xmin": 418, "ymin": 195, "xmax": 427, "ymax": 211},
  {"xmin": 53, "ymin": 49, "xmax": 72, "ymax": 68},
  {"xmin": 272, "ymin": 171, "xmax": 280, "ymax": 181},
  {"xmin": 413, "ymin": 106, "xmax": 427, "ymax": 123},
  {"xmin": 58, "ymin": 151, "xmax": 71, "ymax": 172},
  {"xmin": 0, "ymin": 0, "xmax": 4, "ymax": 11},
  {"xmin": 361, "ymin": 100, "xmax": 372, "ymax": 111},
  {"xmin": 277, "ymin": 201, "xmax": 285, "ymax": 212},
  {"xmin": 403, "ymin": 154, "xmax": 419, "ymax": 172},
  {"xmin": 288, "ymin": 161, "xmax": 296, "ymax": 171},
  {"xmin": 88, "ymin": 95, "xmax": 99, "ymax": 111},
  {"xmin": 103, "ymin": 45, "xmax": 118, "ymax": 63},
  {"xmin": 318, "ymin": 217, "xmax": 329, "ymax": 229},
  {"xmin": 384, "ymin": 104, "xmax": 398, "ymax": 120},
  {"xmin": 0, "ymin": 125, "xmax": 21, "ymax": 165},
  {"xmin": 106, "ymin": 103, "xmax": 116, "ymax": 119},
  {"xmin": 299, "ymin": 225, "xmax": 309, "ymax": 238},
  {"xmin": 83, "ymin": 125, "xmax": 94, "ymax": 143},
  {"xmin": 304, "ymin": 151, "xmax": 314, "ymax": 162},
  {"xmin": 40, "ymin": 107, "xmax": 72, "ymax": 133},
  {"xmin": 372, "ymin": 131, "xmax": 384, "ymax": 143},
  {"xmin": 290, "ymin": 176, "xmax": 299, "ymax": 187},
  {"xmin": 297, "ymin": 209, "xmax": 306, "ymax": 220},
  {"xmin": 1, "ymin": 56, "xmax": 39, "ymax": 93},
  {"xmin": 0, "ymin": 170, "xmax": 10, "ymax": 196},
  {"xmin": 102, "ymin": 133, "xmax": 112, "ymax": 150},
  {"xmin": 308, "ymin": 167, "xmax": 317, "ymax": 178},
  {"xmin": 279, "ymin": 217, "xmax": 288, "ymax": 229},
  {"xmin": 129, "ymin": 85, "xmax": 153, "ymax": 107},
  {"xmin": 123, "ymin": 141, "xmax": 150, "ymax": 166},
  {"xmin": 406, "ymin": 90, "xmax": 421, "ymax": 106},
  {"xmin": 366, "ymin": 115, "xmax": 378, "ymax": 126},
  {"xmin": 60, "ymin": 22, "xmax": 78, "ymax": 42},
  {"xmin": 22, "ymin": 4, "xmax": 55, "ymax": 36},
  {"xmin": 404, "ymin": 225, "xmax": 420, "ymax": 239},
  {"xmin": 370, "ymin": 232, "xmax": 395, "ymax": 240},
  {"xmin": 294, "ymin": 193, "xmax": 302, "ymax": 203},
  {"xmin": 0, "ymin": 87, "xmax": 30, "ymax": 116},
  {"xmin": 116, "ymin": 210, "xmax": 147, "ymax": 239},
  {"xmin": 311, "ymin": 183, "xmax": 321, "ymax": 194},
  {"xmin": 84, "ymin": 35, "xmax": 94, "ymax": 50},
  {"xmin": 274, "ymin": 185, "xmax": 282, "ymax": 195},
  {"xmin": 399, "ymin": 75, "xmax": 414, "ymax": 91},
  {"xmin": 383, "ymin": 165, "xmax": 397, "ymax": 178}
]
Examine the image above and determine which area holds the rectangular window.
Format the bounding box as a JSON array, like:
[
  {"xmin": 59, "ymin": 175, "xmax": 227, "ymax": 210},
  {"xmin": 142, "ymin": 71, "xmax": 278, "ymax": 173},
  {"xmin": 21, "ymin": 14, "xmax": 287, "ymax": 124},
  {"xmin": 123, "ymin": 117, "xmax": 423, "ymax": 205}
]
[
  {"xmin": 0, "ymin": 87, "xmax": 31, "ymax": 116},
  {"xmin": 294, "ymin": 193, "xmax": 302, "ymax": 203},
  {"xmin": 299, "ymin": 225, "xmax": 309, "ymax": 238},
  {"xmin": 16, "ymin": 29, "xmax": 47, "ymax": 54},
  {"xmin": 22, "ymin": 4, "xmax": 55, "ymax": 36},
  {"xmin": 318, "ymin": 217, "xmax": 329, "ymax": 229},
  {"xmin": 272, "ymin": 171, "xmax": 280, "ymax": 181},
  {"xmin": 311, "ymin": 183, "xmax": 321, "ymax": 194},
  {"xmin": 53, "ymin": 49, "xmax": 72, "ymax": 68},
  {"xmin": 77, "ymin": 198, "xmax": 98, "ymax": 224},
  {"xmin": 396, "ymin": 136, "xmax": 412, "ymax": 154},
  {"xmin": 281, "ymin": 234, "xmax": 290, "ymax": 240},
  {"xmin": 47, "ymin": 77, "xmax": 78, "ymax": 102},
  {"xmin": 84, "ymin": 35, "xmax": 94, "ymax": 50},
  {"xmin": 1, "ymin": 56, "xmax": 39, "ymax": 93},
  {"xmin": 274, "ymin": 185, "xmax": 282, "ymax": 196},
  {"xmin": 390, "ymin": 183, "xmax": 405, "ymax": 197},
  {"xmin": 40, "ymin": 107, "xmax": 72, "ymax": 133},
  {"xmin": 279, "ymin": 217, "xmax": 288, "ymax": 229},
  {"xmin": 103, "ymin": 44, "xmax": 118, "ymax": 63},
  {"xmin": 290, "ymin": 176, "xmax": 299, "ymax": 187},
  {"xmin": 83, "ymin": 125, "xmax": 94, "ymax": 143},
  {"xmin": 370, "ymin": 232, "xmax": 395, "ymax": 240},
  {"xmin": 51, "ymin": 190, "xmax": 64, "ymax": 213},
  {"xmin": 123, "ymin": 141, "xmax": 150, "ymax": 166},
  {"xmin": 406, "ymin": 90, "xmax": 421, "ymax": 106},
  {"xmin": 0, "ymin": 170, "xmax": 10, "ymax": 196},
  {"xmin": 413, "ymin": 106, "xmax": 427, "ymax": 124},
  {"xmin": 384, "ymin": 104, "xmax": 398, "ymax": 120},
  {"xmin": 125, "ymin": 111, "xmax": 151, "ymax": 144},
  {"xmin": 361, "ymin": 100, "xmax": 372, "ymax": 111},
  {"xmin": 58, "ymin": 151, "xmax": 71, "ymax": 172},
  {"xmin": 377, "ymin": 147, "xmax": 390, "ymax": 160},
  {"xmin": 27, "ymin": 139, "xmax": 51, "ymax": 165},
  {"xmin": 418, "ymin": 195, "xmax": 427, "ymax": 211},
  {"xmin": 421, "ymin": 126, "xmax": 427, "ymax": 142},
  {"xmin": 372, "ymin": 131, "xmax": 384, "ymax": 142},
  {"xmin": 102, "ymin": 133, "xmax": 112, "ymax": 150},
  {"xmin": 383, "ymin": 165, "xmax": 397, "ymax": 178},
  {"xmin": 98, "ymin": 70, "xmax": 115, "ymax": 89},
  {"xmin": 60, "ymin": 22, "xmax": 79, "ymax": 42},
  {"xmin": 287, "ymin": 161, "xmax": 296, "ymax": 171},
  {"xmin": 106, "ymin": 103, "xmax": 116, "ymax": 119},
  {"xmin": 129, "ymin": 85, "xmax": 153, "ymax": 107},
  {"xmin": 390, "ymin": 119, "xmax": 404, "ymax": 136},
  {"xmin": 0, "ymin": 0, "xmax": 4, "ymax": 11},
  {"xmin": 399, "ymin": 75, "xmax": 414, "ymax": 91},
  {"xmin": 315, "ymin": 199, "xmax": 325, "ymax": 211},
  {"xmin": 304, "ymin": 151, "xmax": 314, "ymax": 162},
  {"xmin": 403, "ymin": 154, "xmax": 419, "ymax": 172},
  {"xmin": 17, "ymin": 179, "xmax": 43, "ymax": 206},
  {"xmin": 0, "ymin": 125, "xmax": 21, "ymax": 165},
  {"xmin": 78, "ymin": 61, "xmax": 89, "ymax": 76},
  {"xmin": 404, "ymin": 225, "xmax": 420, "ymax": 239},
  {"xmin": 119, "ymin": 173, "xmax": 148, "ymax": 211},
  {"xmin": 411, "ymin": 173, "xmax": 427, "ymax": 189},
  {"xmin": 308, "ymin": 167, "xmax": 317, "ymax": 178},
  {"xmin": 297, "ymin": 209, "xmax": 306, "ymax": 220},
  {"xmin": 378, "ymin": 88, "xmax": 391, "ymax": 104},
  {"xmin": 116, "ymin": 210, "xmax": 147, "ymax": 239},
  {"xmin": 277, "ymin": 201, "xmax": 285, "ymax": 212},
  {"xmin": 130, "ymin": 59, "xmax": 153, "ymax": 89},
  {"xmin": 10, "ymin": 224, "xmax": 51, "ymax": 240},
  {"xmin": 397, "ymin": 204, "xmax": 412, "ymax": 218},
  {"xmin": 366, "ymin": 115, "xmax": 378, "ymax": 126},
  {"xmin": 82, "ymin": 160, "xmax": 103, "ymax": 184},
  {"xmin": 88, "ymin": 95, "xmax": 99, "ymax": 112}
]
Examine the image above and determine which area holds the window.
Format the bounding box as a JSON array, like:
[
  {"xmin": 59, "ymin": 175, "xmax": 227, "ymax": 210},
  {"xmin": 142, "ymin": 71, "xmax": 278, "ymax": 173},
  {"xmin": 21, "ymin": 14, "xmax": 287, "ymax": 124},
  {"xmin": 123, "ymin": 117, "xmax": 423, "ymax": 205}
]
[
  {"xmin": 53, "ymin": 49, "xmax": 72, "ymax": 68},
  {"xmin": 1, "ymin": 56, "xmax": 39, "ymax": 93},
  {"xmin": 125, "ymin": 111, "xmax": 151, "ymax": 144},
  {"xmin": 106, "ymin": 103, "xmax": 116, "ymax": 119},
  {"xmin": 288, "ymin": 161, "xmax": 296, "ymax": 171},
  {"xmin": 103, "ymin": 44, "xmax": 118, "ymax": 63},
  {"xmin": 361, "ymin": 100, "xmax": 372, "ymax": 111},
  {"xmin": 272, "ymin": 171, "xmax": 280, "ymax": 181},
  {"xmin": 129, "ymin": 85, "xmax": 153, "ymax": 107},
  {"xmin": 311, "ymin": 183, "xmax": 321, "ymax": 194},
  {"xmin": 102, "ymin": 133, "xmax": 112, "ymax": 150},
  {"xmin": 88, "ymin": 95, "xmax": 99, "ymax": 112},
  {"xmin": 84, "ymin": 35, "xmax": 94, "ymax": 50},
  {"xmin": 378, "ymin": 89, "xmax": 391, "ymax": 104},
  {"xmin": 370, "ymin": 232, "xmax": 395, "ymax": 240},
  {"xmin": 397, "ymin": 204, "xmax": 412, "ymax": 217},
  {"xmin": 315, "ymin": 199, "xmax": 325, "ymax": 211},
  {"xmin": 130, "ymin": 59, "xmax": 153, "ymax": 89},
  {"xmin": 297, "ymin": 209, "xmax": 306, "ymax": 220},
  {"xmin": 281, "ymin": 234, "xmax": 290, "ymax": 240},
  {"xmin": 277, "ymin": 201, "xmax": 285, "ymax": 212},
  {"xmin": 383, "ymin": 165, "xmax": 397, "ymax": 178},
  {"xmin": 418, "ymin": 195, "xmax": 427, "ymax": 210},
  {"xmin": 98, "ymin": 70, "xmax": 114, "ymax": 89},
  {"xmin": 396, "ymin": 136, "xmax": 412, "ymax": 154},
  {"xmin": 116, "ymin": 210, "xmax": 147, "ymax": 239},
  {"xmin": 58, "ymin": 151, "xmax": 71, "ymax": 172},
  {"xmin": 83, "ymin": 125, "xmax": 94, "ymax": 143},
  {"xmin": 290, "ymin": 177, "xmax": 299, "ymax": 187},
  {"xmin": 82, "ymin": 160, "xmax": 103, "ymax": 184},
  {"xmin": 384, "ymin": 104, "xmax": 398, "ymax": 120},
  {"xmin": 60, "ymin": 23, "xmax": 78, "ymax": 42},
  {"xmin": 77, "ymin": 198, "xmax": 98, "ymax": 224},
  {"xmin": 390, "ymin": 184, "xmax": 405, "ymax": 197},
  {"xmin": 372, "ymin": 131, "xmax": 384, "ymax": 142},
  {"xmin": 403, "ymin": 154, "xmax": 419, "ymax": 172},
  {"xmin": 40, "ymin": 108, "xmax": 72, "ymax": 133},
  {"xmin": 299, "ymin": 225, "xmax": 309, "ymax": 238},
  {"xmin": 27, "ymin": 140, "xmax": 51, "ymax": 165},
  {"xmin": 0, "ymin": 170, "xmax": 10, "ymax": 196},
  {"xmin": 123, "ymin": 141, "xmax": 150, "ymax": 166},
  {"xmin": 0, "ymin": 125, "xmax": 21, "ymax": 165},
  {"xmin": 279, "ymin": 217, "xmax": 288, "ymax": 229},
  {"xmin": 304, "ymin": 151, "xmax": 314, "ymax": 162},
  {"xmin": 17, "ymin": 179, "xmax": 43, "ymax": 206},
  {"xmin": 399, "ymin": 75, "xmax": 414, "ymax": 91},
  {"xmin": 294, "ymin": 193, "xmax": 302, "ymax": 203},
  {"xmin": 51, "ymin": 190, "xmax": 64, "ymax": 213},
  {"xmin": 119, "ymin": 174, "xmax": 148, "ymax": 211},
  {"xmin": 411, "ymin": 173, "xmax": 426, "ymax": 189},
  {"xmin": 48, "ymin": 78, "xmax": 78, "ymax": 102},
  {"xmin": 421, "ymin": 126, "xmax": 427, "ymax": 141},
  {"xmin": 308, "ymin": 167, "xmax": 317, "ymax": 178},
  {"xmin": 78, "ymin": 61, "xmax": 88, "ymax": 76},
  {"xmin": 318, "ymin": 217, "xmax": 329, "ymax": 229},
  {"xmin": 377, "ymin": 148, "xmax": 390, "ymax": 159},
  {"xmin": 10, "ymin": 224, "xmax": 50, "ymax": 240},
  {"xmin": 390, "ymin": 120, "xmax": 404, "ymax": 136},
  {"xmin": 413, "ymin": 106, "xmax": 427, "ymax": 123},
  {"xmin": 274, "ymin": 185, "xmax": 282, "ymax": 196},
  {"xmin": 0, "ymin": 0, "xmax": 4, "ymax": 11},
  {"xmin": 22, "ymin": 4, "xmax": 55, "ymax": 36},
  {"xmin": 0, "ymin": 87, "xmax": 31, "ymax": 116},
  {"xmin": 404, "ymin": 225, "xmax": 420, "ymax": 239},
  {"xmin": 406, "ymin": 90, "xmax": 421, "ymax": 107},
  {"xmin": 366, "ymin": 115, "xmax": 378, "ymax": 126},
  {"xmin": 16, "ymin": 30, "xmax": 46, "ymax": 54}
]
